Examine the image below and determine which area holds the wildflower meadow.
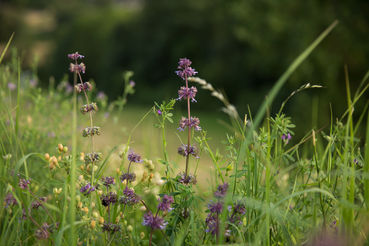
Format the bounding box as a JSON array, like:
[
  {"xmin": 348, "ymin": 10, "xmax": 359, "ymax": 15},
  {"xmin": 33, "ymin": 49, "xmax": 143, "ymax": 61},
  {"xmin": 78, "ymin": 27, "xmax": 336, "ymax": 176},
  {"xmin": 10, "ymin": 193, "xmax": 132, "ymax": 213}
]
[{"xmin": 1, "ymin": 19, "xmax": 369, "ymax": 246}]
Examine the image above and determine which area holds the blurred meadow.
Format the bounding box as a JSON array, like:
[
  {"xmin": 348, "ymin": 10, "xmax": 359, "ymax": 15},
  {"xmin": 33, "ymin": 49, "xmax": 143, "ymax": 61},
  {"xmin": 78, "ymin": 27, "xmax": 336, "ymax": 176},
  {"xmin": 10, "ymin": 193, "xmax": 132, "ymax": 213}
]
[{"xmin": 1, "ymin": 0, "xmax": 369, "ymax": 245}]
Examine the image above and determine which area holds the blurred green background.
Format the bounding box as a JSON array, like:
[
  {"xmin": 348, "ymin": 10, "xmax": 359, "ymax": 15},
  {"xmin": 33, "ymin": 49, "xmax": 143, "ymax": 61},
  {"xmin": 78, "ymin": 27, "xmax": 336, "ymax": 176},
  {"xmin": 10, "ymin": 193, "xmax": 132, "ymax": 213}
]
[{"xmin": 1, "ymin": 0, "xmax": 368, "ymax": 135}]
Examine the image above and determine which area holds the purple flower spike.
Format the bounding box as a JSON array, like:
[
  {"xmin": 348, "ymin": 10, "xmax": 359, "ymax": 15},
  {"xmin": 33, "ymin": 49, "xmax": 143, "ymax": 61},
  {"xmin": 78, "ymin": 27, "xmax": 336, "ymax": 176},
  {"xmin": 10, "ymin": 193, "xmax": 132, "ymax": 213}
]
[
  {"xmin": 176, "ymin": 58, "xmax": 198, "ymax": 80},
  {"xmin": 177, "ymin": 86, "xmax": 198, "ymax": 102},
  {"xmin": 178, "ymin": 144, "xmax": 199, "ymax": 158},
  {"xmin": 4, "ymin": 193, "xmax": 17, "ymax": 208},
  {"xmin": 158, "ymin": 195, "xmax": 174, "ymax": 212},
  {"xmin": 127, "ymin": 150, "xmax": 142, "ymax": 163},
  {"xmin": 68, "ymin": 52, "xmax": 84, "ymax": 60},
  {"xmin": 101, "ymin": 176, "xmax": 115, "ymax": 188},
  {"xmin": 178, "ymin": 117, "xmax": 201, "ymax": 131},
  {"xmin": 142, "ymin": 212, "xmax": 168, "ymax": 230},
  {"xmin": 19, "ymin": 178, "xmax": 31, "ymax": 190},
  {"xmin": 214, "ymin": 183, "xmax": 229, "ymax": 198}
]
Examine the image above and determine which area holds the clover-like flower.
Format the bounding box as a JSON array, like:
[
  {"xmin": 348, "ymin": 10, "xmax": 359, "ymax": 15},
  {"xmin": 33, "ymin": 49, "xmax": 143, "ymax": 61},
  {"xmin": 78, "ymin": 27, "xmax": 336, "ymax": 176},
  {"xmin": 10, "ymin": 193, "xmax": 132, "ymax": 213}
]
[{"xmin": 127, "ymin": 150, "xmax": 142, "ymax": 163}]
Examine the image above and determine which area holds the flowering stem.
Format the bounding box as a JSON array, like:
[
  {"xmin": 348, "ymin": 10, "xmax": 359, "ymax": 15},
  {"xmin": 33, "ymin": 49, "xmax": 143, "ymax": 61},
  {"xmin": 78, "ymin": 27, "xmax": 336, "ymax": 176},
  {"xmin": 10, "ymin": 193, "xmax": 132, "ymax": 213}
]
[
  {"xmin": 185, "ymin": 73, "xmax": 191, "ymax": 178},
  {"xmin": 77, "ymin": 72, "xmax": 96, "ymax": 185}
]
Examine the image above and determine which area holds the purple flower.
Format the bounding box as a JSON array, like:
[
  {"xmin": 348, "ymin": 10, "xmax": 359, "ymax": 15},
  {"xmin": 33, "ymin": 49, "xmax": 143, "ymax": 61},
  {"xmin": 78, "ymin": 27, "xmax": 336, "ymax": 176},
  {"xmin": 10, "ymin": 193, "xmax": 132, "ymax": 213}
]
[
  {"xmin": 120, "ymin": 172, "xmax": 136, "ymax": 183},
  {"xmin": 178, "ymin": 117, "xmax": 201, "ymax": 131},
  {"xmin": 158, "ymin": 195, "xmax": 174, "ymax": 212},
  {"xmin": 208, "ymin": 202, "xmax": 223, "ymax": 213},
  {"xmin": 177, "ymin": 86, "xmax": 198, "ymax": 102},
  {"xmin": 178, "ymin": 173, "xmax": 197, "ymax": 185},
  {"xmin": 101, "ymin": 192, "xmax": 118, "ymax": 206},
  {"xmin": 142, "ymin": 212, "xmax": 168, "ymax": 230},
  {"xmin": 101, "ymin": 176, "xmax": 115, "ymax": 188},
  {"xmin": 228, "ymin": 203, "xmax": 246, "ymax": 224},
  {"xmin": 7, "ymin": 82, "xmax": 16, "ymax": 91},
  {"xmin": 19, "ymin": 178, "xmax": 31, "ymax": 190},
  {"xmin": 35, "ymin": 223, "xmax": 51, "ymax": 240},
  {"xmin": 157, "ymin": 109, "xmax": 162, "ymax": 115},
  {"xmin": 127, "ymin": 150, "xmax": 142, "ymax": 163},
  {"xmin": 282, "ymin": 133, "xmax": 292, "ymax": 144},
  {"xmin": 69, "ymin": 63, "xmax": 86, "ymax": 74},
  {"xmin": 80, "ymin": 183, "xmax": 96, "ymax": 195},
  {"xmin": 214, "ymin": 183, "xmax": 229, "ymax": 198},
  {"xmin": 4, "ymin": 193, "xmax": 17, "ymax": 208},
  {"xmin": 175, "ymin": 58, "xmax": 198, "ymax": 80},
  {"xmin": 68, "ymin": 52, "xmax": 84, "ymax": 60},
  {"xmin": 205, "ymin": 214, "xmax": 218, "ymax": 235},
  {"xmin": 31, "ymin": 197, "xmax": 47, "ymax": 209},
  {"xmin": 129, "ymin": 80, "xmax": 136, "ymax": 87},
  {"xmin": 75, "ymin": 82, "xmax": 92, "ymax": 93},
  {"xmin": 119, "ymin": 187, "xmax": 140, "ymax": 205},
  {"xmin": 178, "ymin": 144, "xmax": 199, "ymax": 158}
]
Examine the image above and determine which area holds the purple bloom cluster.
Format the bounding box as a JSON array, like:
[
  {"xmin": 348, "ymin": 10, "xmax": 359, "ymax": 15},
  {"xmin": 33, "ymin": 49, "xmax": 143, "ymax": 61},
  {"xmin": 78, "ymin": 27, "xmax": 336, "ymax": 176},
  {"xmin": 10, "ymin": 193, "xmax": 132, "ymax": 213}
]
[
  {"xmin": 31, "ymin": 197, "xmax": 47, "ymax": 209},
  {"xmin": 178, "ymin": 144, "xmax": 199, "ymax": 158},
  {"xmin": 75, "ymin": 82, "xmax": 92, "ymax": 93},
  {"xmin": 69, "ymin": 63, "xmax": 86, "ymax": 74},
  {"xmin": 177, "ymin": 86, "xmax": 198, "ymax": 102},
  {"xmin": 8, "ymin": 82, "xmax": 16, "ymax": 91},
  {"xmin": 214, "ymin": 183, "xmax": 229, "ymax": 198},
  {"xmin": 101, "ymin": 176, "xmax": 115, "ymax": 188},
  {"xmin": 178, "ymin": 172, "xmax": 197, "ymax": 185},
  {"xmin": 80, "ymin": 183, "xmax": 96, "ymax": 195},
  {"xmin": 142, "ymin": 211, "xmax": 168, "ymax": 230},
  {"xmin": 158, "ymin": 195, "xmax": 174, "ymax": 212},
  {"xmin": 127, "ymin": 150, "xmax": 142, "ymax": 163},
  {"xmin": 80, "ymin": 103, "xmax": 98, "ymax": 114},
  {"xmin": 102, "ymin": 222, "xmax": 121, "ymax": 233},
  {"xmin": 178, "ymin": 117, "xmax": 201, "ymax": 131},
  {"xmin": 119, "ymin": 187, "xmax": 140, "ymax": 205},
  {"xmin": 228, "ymin": 203, "xmax": 246, "ymax": 224},
  {"xmin": 68, "ymin": 52, "xmax": 84, "ymax": 60},
  {"xmin": 120, "ymin": 172, "xmax": 136, "ymax": 183},
  {"xmin": 4, "ymin": 193, "xmax": 17, "ymax": 208},
  {"xmin": 175, "ymin": 58, "xmax": 198, "ymax": 80},
  {"xmin": 35, "ymin": 223, "xmax": 51, "ymax": 240},
  {"xmin": 19, "ymin": 178, "xmax": 31, "ymax": 190},
  {"xmin": 101, "ymin": 192, "xmax": 118, "ymax": 207}
]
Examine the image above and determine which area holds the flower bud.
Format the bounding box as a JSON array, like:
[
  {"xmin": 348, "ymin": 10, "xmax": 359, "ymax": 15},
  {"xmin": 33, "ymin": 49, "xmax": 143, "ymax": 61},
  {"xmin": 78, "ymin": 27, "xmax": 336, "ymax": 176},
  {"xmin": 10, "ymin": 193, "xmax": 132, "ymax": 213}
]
[
  {"xmin": 93, "ymin": 211, "xmax": 99, "ymax": 218},
  {"xmin": 90, "ymin": 220, "xmax": 96, "ymax": 229},
  {"xmin": 127, "ymin": 225, "xmax": 133, "ymax": 232},
  {"xmin": 44, "ymin": 153, "xmax": 50, "ymax": 160},
  {"xmin": 58, "ymin": 144, "xmax": 64, "ymax": 152},
  {"xmin": 99, "ymin": 217, "xmax": 104, "ymax": 224},
  {"xmin": 140, "ymin": 232, "xmax": 145, "ymax": 239},
  {"xmin": 63, "ymin": 146, "xmax": 68, "ymax": 153}
]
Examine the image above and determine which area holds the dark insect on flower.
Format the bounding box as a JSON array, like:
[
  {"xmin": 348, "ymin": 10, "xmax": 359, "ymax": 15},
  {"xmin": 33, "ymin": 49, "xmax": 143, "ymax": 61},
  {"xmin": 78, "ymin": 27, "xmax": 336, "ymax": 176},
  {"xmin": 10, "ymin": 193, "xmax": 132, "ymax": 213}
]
[
  {"xmin": 84, "ymin": 152, "xmax": 102, "ymax": 164},
  {"xmin": 80, "ymin": 183, "xmax": 96, "ymax": 195},
  {"xmin": 214, "ymin": 183, "xmax": 229, "ymax": 198},
  {"xmin": 178, "ymin": 144, "xmax": 199, "ymax": 158},
  {"xmin": 119, "ymin": 187, "xmax": 140, "ymax": 205},
  {"xmin": 142, "ymin": 212, "xmax": 168, "ymax": 230},
  {"xmin": 101, "ymin": 176, "xmax": 115, "ymax": 188},
  {"xmin": 178, "ymin": 116, "xmax": 201, "ymax": 131},
  {"xmin": 82, "ymin": 126, "xmax": 101, "ymax": 137},
  {"xmin": 80, "ymin": 103, "xmax": 98, "ymax": 114},
  {"xmin": 31, "ymin": 197, "xmax": 47, "ymax": 209},
  {"xmin": 177, "ymin": 86, "xmax": 198, "ymax": 102},
  {"xmin": 178, "ymin": 172, "xmax": 197, "ymax": 185},
  {"xmin": 75, "ymin": 82, "xmax": 92, "ymax": 93},
  {"xmin": 120, "ymin": 172, "xmax": 136, "ymax": 183},
  {"xmin": 158, "ymin": 195, "xmax": 174, "ymax": 212},
  {"xmin": 69, "ymin": 63, "xmax": 86, "ymax": 74},
  {"xmin": 101, "ymin": 192, "xmax": 118, "ymax": 206},
  {"xmin": 68, "ymin": 52, "xmax": 84, "ymax": 60},
  {"xmin": 19, "ymin": 178, "xmax": 31, "ymax": 190},
  {"xmin": 127, "ymin": 150, "xmax": 142, "ymax": 163},
  {"xmin": 4, "ymin": 193, "xmax": 17, "ymax": 208},
  {"xmin": 175, "ymin": 58, "xmax": 198, "ymax": 80},
  {"xmin": 102, "ymin": 222, "xmax": 121, "ymax": 233}
]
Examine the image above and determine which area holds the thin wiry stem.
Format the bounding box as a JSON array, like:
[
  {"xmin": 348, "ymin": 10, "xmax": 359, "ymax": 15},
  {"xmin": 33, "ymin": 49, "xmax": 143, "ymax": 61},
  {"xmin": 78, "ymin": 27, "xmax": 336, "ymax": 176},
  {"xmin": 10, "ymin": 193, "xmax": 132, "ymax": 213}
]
[{"xmin": 185, "ymin": 73, "xmax": 191, "ymax": 178}]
